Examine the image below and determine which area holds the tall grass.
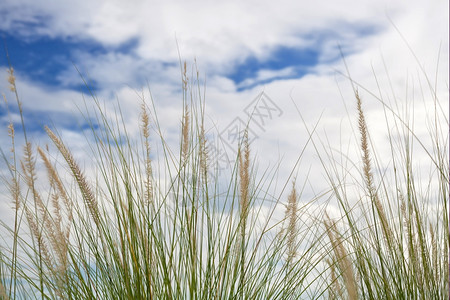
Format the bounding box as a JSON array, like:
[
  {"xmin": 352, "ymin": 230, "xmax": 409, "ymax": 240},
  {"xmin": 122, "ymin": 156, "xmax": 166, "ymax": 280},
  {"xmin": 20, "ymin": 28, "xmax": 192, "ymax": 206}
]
[
  {"xmin": 0, "ymin": 54, "xmax": 448, "ymax": 299},
  {"xmin": 316, "ymin": 86, "xmax": 448, "ymax": 299},
  {"xmin": 0, "ymin": 62, "xmax": 326, "ymax": 299}
]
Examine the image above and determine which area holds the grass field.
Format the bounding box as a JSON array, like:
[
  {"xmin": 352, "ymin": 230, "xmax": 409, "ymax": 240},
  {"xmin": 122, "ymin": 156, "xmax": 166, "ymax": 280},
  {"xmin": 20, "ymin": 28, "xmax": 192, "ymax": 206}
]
[{"xmin": 0, "ymin": 57, "xmax": 448, "ymax": 299}]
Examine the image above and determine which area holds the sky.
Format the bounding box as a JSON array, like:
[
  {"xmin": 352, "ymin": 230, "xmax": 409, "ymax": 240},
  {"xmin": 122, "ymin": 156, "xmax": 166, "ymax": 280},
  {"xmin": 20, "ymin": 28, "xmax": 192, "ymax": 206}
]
[{"xmin": 0, "ymin": 0, "xmax": 448, "ymax": 226}]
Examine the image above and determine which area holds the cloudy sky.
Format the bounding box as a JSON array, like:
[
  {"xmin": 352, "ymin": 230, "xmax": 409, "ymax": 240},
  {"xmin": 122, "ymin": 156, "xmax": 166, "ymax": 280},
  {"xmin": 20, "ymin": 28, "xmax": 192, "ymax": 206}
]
[{"xmin": 0, "ymin": 1, "xmax": 448, "ymax": 223}]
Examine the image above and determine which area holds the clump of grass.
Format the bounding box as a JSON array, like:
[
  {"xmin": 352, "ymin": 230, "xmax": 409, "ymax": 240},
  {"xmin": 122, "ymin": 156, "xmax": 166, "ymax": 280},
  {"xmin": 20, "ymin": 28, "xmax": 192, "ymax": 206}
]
[
  {"xmin": 319, "ymin": 86, "xmax": 448, "ymax": 299},
  {"xmin": 0, "ymin": 49, "xmax": 447, "ymax": 299},
  {"xmin": 0, "ymin": 61, "xmax": 325, "ymax": 299}
]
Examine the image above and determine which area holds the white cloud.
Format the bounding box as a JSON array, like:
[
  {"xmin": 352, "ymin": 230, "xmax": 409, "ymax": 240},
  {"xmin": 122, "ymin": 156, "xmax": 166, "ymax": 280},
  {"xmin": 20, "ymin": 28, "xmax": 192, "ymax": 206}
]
[{"xmin": 1, "ymin": 0, "xmax": 428, "ymax": 70}]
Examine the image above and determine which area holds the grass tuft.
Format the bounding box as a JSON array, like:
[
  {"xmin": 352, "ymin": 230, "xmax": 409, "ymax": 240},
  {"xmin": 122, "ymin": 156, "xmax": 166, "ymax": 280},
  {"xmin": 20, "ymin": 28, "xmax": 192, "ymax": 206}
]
[{"xmin": 0, "ymin": 55, "xmax": 447, "ymax": 299}]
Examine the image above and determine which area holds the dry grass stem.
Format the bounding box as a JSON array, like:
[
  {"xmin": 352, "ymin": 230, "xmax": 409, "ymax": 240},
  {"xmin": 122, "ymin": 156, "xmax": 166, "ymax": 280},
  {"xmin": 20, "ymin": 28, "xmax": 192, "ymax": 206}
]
[
  {"xmin": 239, "ymin": 130, "xmax": 250, "ymax": 219},
  {"xmin": 37, "ymin": 146, "xmax": 73, "ymax": 268},
  {"xmin": 199, "ymin": 123, "xmax": 208, "ymax": 183},
  {"xmin": 140, "ymin": 103, "xmax": 153, "ymax": 204},
  {"xmin": 181, "ymin": 104, "xmax": 190, "ymax": 161},
  {"xmin": 429, "ymin": 222, "xmax": 438, "ymax": 282},
  {"xmin": 356, "ymin": 91, "xmax": 393, "ymax": 247},
  {"xmin": 22, "ymin": 142, "xmax": 36, "ymax": 189},
  {"xmin": 324, "ymin": 215, "xmax": 358, "ymax": 300},
  {"xmin": 356, "ymin": 91, "xmax": 376, "ymax": 198},
  {"xmin": 286, "ymin": 181, "xmax": 298, "ymax": 267},
  {"xmin": 45, "ymin": 126, "xmax": 100, "ymax": 227},
  {"xmin": 7, "ymin": 123, "xmax": 14, "ymax": 148},
  {"xmin": 37, "ymin": 147, "xmax": 72, "ymax": 216},
  {"xmin": 24, "ymin": 206, "xmax": 54, "ymax": 270},
  {"xmin": 7, "ymin": 67, "xmax": 16, "ymax": 92},
  {"xmin": 9, "ymin": 176, "xmax": 20, "ymax": 211},
  {"xmin": 327, "ymin": 258, "xmax": 343, "ymax": 300},
  {"xmin": 238, "ymin": 130, "xmax": 250, "ymax": 295},
  {"xmin": 182, "ymin": 61, "xmax": 188, "ymax": 91},
  {"xmin": 22, "ymin": 144, "xmax": 69, "ymax": 276}
]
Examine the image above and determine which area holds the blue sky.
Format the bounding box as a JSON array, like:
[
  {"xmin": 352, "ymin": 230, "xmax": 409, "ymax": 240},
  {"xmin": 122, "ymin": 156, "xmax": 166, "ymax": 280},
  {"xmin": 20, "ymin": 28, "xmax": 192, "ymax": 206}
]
[
  {"xmin": 2, "ymin": 33, "xmax": 106, "ymax": 89},
  {"xmin": 2, "ymin": 32, "xmax": 322, "ymax": 90},
  {"xmin": 0, "ymin": 18, "xmax": 377, "ymax": 91},
  {"xmin": 0, "ymin": 1, "xmax": 388, "ymax": 135},
  {"xmin": 0, "ymin": 0, "xmax": 448, "ymax": 223}
]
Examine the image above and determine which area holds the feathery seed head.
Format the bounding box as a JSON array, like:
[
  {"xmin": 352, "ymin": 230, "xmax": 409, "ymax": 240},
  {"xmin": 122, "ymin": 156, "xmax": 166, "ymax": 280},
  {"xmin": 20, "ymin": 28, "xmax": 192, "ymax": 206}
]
[
  {"xmin": 239, "ymin": 130, "xmax": 250, "ymax": 216},
  {"xmin": 181, "ymin": 104, "xmax": 190, "ymax": 161},
  {"xmin": 7, "ymin": 67, "xmax": 16, "ymax": 92},
  {"xmin": 45, "ymin": 126, "xmax": 100, "ymax": 227},
  {"xmin": 141, "ymin": 103, "xmax": 150, "ymax": 139},
  {"xmin": 324, "ymin": 214, "xmax": 358, "ymax": 300},
  {"xmin": 286, "ymin": 181, "xmax": 298, "ymax": 265}
]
